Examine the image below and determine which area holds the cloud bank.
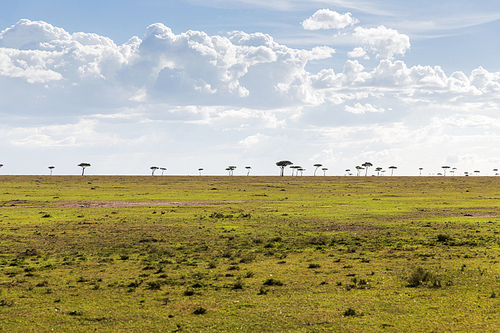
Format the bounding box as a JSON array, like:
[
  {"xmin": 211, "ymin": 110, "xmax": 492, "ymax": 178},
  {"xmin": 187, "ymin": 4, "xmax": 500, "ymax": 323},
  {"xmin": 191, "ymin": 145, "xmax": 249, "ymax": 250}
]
[{"xmin": 1, "ymin": 18, "xmax": 500, "ymax": 175}]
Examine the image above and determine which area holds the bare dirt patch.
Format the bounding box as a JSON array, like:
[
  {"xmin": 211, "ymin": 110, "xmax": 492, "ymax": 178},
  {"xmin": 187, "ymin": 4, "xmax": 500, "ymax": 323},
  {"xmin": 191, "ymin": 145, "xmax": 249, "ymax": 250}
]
[{"xmin": 0, "ymin": 200, "xmax": 244, "ymax": 209}]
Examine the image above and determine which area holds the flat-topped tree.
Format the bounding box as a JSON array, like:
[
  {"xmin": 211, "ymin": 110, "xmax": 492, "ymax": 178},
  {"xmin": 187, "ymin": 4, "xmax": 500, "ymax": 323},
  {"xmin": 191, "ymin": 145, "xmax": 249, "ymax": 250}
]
[
  {"xmin": 227, "ymin": 166, "xmax": 237, "ymax": 176},
  {"xmin": 313, "ymin": 164, "xmax": 322, "ymax": 176},
  {"xmin": 322, "ymin": 167, "xmax": 328, "ymax": 176},
  {"xmin": 160, "ymin": 167, "xmax": 166, "ymax": 175},
  {"xmin": 388, "ymin": 166, "xmax": 397, "ymax": 176},
  {"xmin": 48, "ymin": 166, "xmax": 55, "ymax": 175},
  {"xmin": 78, "ymin": 163, "xmax": 91, "ymax": 176},
  {"xmin": 362, "ymin": 162, "xmax": 372, "ymax": 176},
  {"xmin": 150, "ymin": 166, "xmax": 159, "ymax": 176},
  {"xmin": 276, "ymin": 160, "xmax": 293, "ymax": 177},
  {"xmin": 419, "ymin": 167, "xmax": 423, "ymax": 176},
  {"xmin": 245, "ymin": 166, "xmax": 251, "ymax": 176},
  {"xmin": 375, "ymin": 167, "xmax": 382, "ymax": 176},
  {"xmin": 198, "ymin": 168, "xmax": 203, "ymax": 176},
  {"xmin": 441, "ymin": 166, "xmax": 450, "ymax": 176}
]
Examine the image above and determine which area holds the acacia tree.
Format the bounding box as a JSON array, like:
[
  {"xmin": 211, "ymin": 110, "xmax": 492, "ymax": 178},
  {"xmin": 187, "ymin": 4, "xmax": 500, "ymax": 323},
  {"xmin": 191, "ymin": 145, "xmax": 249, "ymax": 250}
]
[
  {"xmin": 198, "ymin": 168, "xmax": 203, "ymax": 176},
  {"xmin": 355, "ymin": 166, "xmax": 364, "ymax": 176},
  {"xmin": 160, "ymin": 167, "xmax": 167, "ymax": 176},
  {"xmin": 362, "ymin": 162, "xmax": 373, "ymax": 176},
  {"xmin": 345, "ymin": 169, "xmax": 351, "ymax": 176},
  {"xmin": 276, "ymin": 160, "xmax": 293, "ymax": 177},
  {"xmin": 474, "ymin": 170, "xmax": 480, "ymax": 176},
  {"xmin": 245, "ymin": 166, "xmax": 251, "ymax": 176},
  {"xmin": 78, "ymin": 163, "xmax": 91, "ymax": 176},
  {"xmin": 419, "ymin": 167, "xmax": 423, "ymax": 176},
  {"xmin": 375, "ymin": 167, "xmax": 382, "ymax": 176},
  {"xmin": 298, "ymin": 168, "xmax": 305, "ymax": 176},
  {"xmin": 48, "ymin": 166, "xmax": 55, "ymax": 175},
  {"xmin": 322, "ymin": 167, "xmax": 328, "ymax": 176},
  {"xmin": 388, "ymin": 166, "xmax": 397, "ymax": 176},
  {"xmin": 290, "ymin": 165, "xmax": 300, "ymax": 176},
  {"xmin": 494, "ymin": 168, "xmax": 499, "ymax": 176},
  {"xmin": 313, "ymin": 163, "xmax": 322, "ymax": 176},
  {"xmin": 441, "ymin": 166, "xmax": 450, "ymax": 176},
  {"xmin": 226, "ymin": 166, "xmax": 236, "ymax": 176},
  {"xmin": 150, "ymin": 166, "xmax": 159, "ymax": 176}
]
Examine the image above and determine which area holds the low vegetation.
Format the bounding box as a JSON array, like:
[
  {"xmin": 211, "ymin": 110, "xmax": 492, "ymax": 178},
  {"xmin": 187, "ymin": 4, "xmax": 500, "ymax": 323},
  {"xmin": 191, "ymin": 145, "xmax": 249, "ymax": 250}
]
[{"xmin": 1, "ymin": 175, "xmax": 500, "ymax": 331}]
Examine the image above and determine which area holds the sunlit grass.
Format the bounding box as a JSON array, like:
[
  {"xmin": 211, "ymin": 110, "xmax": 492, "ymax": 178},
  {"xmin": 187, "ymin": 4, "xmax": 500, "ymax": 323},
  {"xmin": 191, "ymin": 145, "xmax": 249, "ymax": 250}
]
[{"xmin": 1, "ymin": 175, "xmax": 500, "ymax": 331}]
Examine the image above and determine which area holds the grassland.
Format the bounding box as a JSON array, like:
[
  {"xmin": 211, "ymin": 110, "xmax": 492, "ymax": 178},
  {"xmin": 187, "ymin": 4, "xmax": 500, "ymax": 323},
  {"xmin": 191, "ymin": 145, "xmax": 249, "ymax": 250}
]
[{"xmin": 1, "ymin": 175, "xmax": 500, "ymax": 332}]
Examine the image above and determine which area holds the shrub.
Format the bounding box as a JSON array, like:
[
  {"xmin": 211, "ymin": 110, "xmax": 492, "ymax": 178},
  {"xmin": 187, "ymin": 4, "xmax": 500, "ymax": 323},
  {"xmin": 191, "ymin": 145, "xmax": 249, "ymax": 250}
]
[
  {"xmin": 343, "ymin": 308, "xmax": 356, "ymax": 317},
  {"xmin": 193, "ymin": 307, "xmax": 206, "ymax": 315},
  {"xmin": 263, "ymin": 278, "xmax": 283, "ymax": 286},
  {"xmin": 437, "ymin": 234, "xmax": 453, "ymax": 242},
  {"xmin": 407, "ymin": 267, "xmax": 441, "ymax": 288},
  {"xmin": 308, "ymin": 263, "xmax": 321, "ymax": 269}
]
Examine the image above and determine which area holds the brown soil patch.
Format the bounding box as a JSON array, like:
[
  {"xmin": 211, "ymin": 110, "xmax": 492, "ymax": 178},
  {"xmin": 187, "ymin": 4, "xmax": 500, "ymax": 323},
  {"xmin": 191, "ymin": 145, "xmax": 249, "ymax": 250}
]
[{"xmin": 0, "ymin": 200, "xmax": 244, "ymax": 209}]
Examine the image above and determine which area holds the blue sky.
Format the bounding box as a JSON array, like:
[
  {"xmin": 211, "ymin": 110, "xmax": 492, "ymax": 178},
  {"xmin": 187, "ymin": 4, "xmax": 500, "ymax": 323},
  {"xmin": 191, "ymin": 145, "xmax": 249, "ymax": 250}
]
[{"xmin": 1, "ymin": 0, "xmax": 500, "ymax": 175}]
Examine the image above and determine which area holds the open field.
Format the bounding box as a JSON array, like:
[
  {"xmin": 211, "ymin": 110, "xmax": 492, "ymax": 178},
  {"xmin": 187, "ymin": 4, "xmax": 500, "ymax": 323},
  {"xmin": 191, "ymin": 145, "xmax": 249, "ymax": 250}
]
[{"xmin": 1, "ymin": 175, "xmax": 500, "ymax": 332}]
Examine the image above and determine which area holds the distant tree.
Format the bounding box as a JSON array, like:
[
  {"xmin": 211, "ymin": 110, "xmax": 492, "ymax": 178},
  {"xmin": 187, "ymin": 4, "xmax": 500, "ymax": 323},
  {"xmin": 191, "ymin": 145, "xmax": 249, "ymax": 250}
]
[
  {"xmin": 362, "ymin": 162, "xmax": 372, "ymax": 176},
  {"xmin": 289, "ymin": 165, "xmax": 299, "ymax": 176},
  {"xmin": 298, "ymin": 168, "xmax": 305, "ymax": 176},
  {"xmin": 345, "ymin": 169, "xmax": 351, "ymax": 176},
  {"xmin": 388, "ymin": 166, "xmax": 397, "ymax": 176},
  {"xmin": 419, "ymin": 167, "xmax": 423, "ymax": 176},
  {"xmin": 375, "ymin": 167, "xmax": 383, "ymax": 176},
  {"xmin": 0, "ymin": 164, "xmax": 3, "ymax": 168},
  {"xmin": 245, "ymin": 166, "xmax": 251, "ymax": 176},
  {"xmin": 198, "ymin": 168, "xmax": 203, "ymax": 176},
  {"xmin": 355, "ymin": 166, "xmax": 364, "ymax": 176},
  {"xmin": 48, "ymin": 166, "xmax": 55, "ymax": 175},
  {"xmin": 451, "ymin": 167, "xmax": 457, "ymax": 176},
  {"xmin": 78, "ymin": 163, "xmax": 91, "ymax": 176},
  {"xmin": 150, "ymin": 166, "xmax": 159, "ymax": 176},
  {"xmin": 276, "ymin": 160, "xmax": 293, "ymax": 177},
  {"xmin": 226, "ymin": 166, "xmax": 236, "ymax": 176},
  {"xmin": 474, "ymin": 170, "xmax": 480, "ymax": 176},
  {"xmin": 464, "ymin": 171, "xmax": 469, "ymax": 176},
  {"xmin": 313, "ymin": 164, "xmax": 322, "ymax": 176},
  {"xmin": 322, "ymin": 167, "xmax": 328, "ymax": 176},
  {"xmin": 494, "ymin": 168, "xmax": 499, "ymax": 176},
  {"xmin": 441, "ymin": 166, "xmax": 450, "ymax": 176},
  {"xmin": 160, "ymin": 167, "xmax": 167, "ymax": 176}
]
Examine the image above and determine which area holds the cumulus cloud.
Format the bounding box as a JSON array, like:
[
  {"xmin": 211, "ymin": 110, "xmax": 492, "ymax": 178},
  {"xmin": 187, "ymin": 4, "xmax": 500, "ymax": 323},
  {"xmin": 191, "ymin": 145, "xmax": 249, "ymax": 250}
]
[
  {"xmin": 302, "ymin": 9, "xmax": 358, "ymax": 30},
  {"xmin": 348, "ymin": 47, "xmax": 369, "ymax": 59},
  {"xmin": 4, "ymin": 19, "xmax": 500, "ymax": 175},
  {"xmin": 353, "ymin": 26, "xmax": 410, "ymax": 59}
]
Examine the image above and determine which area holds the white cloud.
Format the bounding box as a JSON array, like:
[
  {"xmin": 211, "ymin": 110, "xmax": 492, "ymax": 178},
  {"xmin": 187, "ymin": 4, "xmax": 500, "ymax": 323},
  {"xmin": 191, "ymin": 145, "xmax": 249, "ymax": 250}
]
[
  {"xmin": 302, "ymin": 9, "xmax": 358, "ymax": 30},
  {"xmin": 344, "ymin": 103, "xmax": 385, "ymax": 114},
  {"xmin": 348, "ymin": 47, "xmax": 369, "ymax": 59},
  {"xmin": 4, "ymin": 19, "xmax": 500, "ymax": 175},
  {"xmin": 353, "ymin": 26, "xmax": 410, "ymax": 59},
  {"xmin": 239, "ymin": 133, "xmax": 270, "ymax": 147}
]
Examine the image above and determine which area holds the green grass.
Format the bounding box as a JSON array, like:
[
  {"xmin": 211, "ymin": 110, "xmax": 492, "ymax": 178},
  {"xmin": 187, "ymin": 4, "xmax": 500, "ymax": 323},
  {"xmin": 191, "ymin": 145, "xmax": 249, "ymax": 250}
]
[{"xmin": 1, "ymin": 175, "xmax": 500, "ymax": 331}]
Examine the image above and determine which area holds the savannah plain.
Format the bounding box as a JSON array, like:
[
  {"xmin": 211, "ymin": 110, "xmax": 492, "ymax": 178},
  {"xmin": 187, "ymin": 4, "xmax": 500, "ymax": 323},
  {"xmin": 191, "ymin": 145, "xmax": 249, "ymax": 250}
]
[{"xmin": 1, "ymin": 175, "xmax": 500, "ymax": 332}]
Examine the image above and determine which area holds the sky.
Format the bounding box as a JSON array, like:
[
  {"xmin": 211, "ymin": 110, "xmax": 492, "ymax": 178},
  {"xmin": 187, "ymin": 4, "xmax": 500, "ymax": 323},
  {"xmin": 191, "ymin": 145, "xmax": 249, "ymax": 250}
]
[{"xmin": 2, "ymin": 0, "xmax": 500, "ymax": 176}]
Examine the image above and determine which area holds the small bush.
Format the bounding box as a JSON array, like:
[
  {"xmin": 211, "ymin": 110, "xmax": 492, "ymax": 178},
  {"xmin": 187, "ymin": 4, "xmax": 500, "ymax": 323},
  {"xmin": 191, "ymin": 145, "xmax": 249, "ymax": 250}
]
[
  {"xmin": 407, "ymin": 267, "xmax": 441, "ymax": 288},
  {"xmin": 232, "ymin": 279, "xmax": 244, "ymax": 290},
  {"xmin": 308, "ymin": 263, "xmax": 321, "ymax": 269},
  {"xmin": 437, "ymin": 234, "xmax": 453, "ymax": 242},
  {"xmin": 193, "ymin": 307, "xmax": 206, "ymax": 315},
  {"xmin": 263, "ymin": 278, "xmax": 283, "ymax": 286},
  {"xmin": 343, "ymin": 308, "xmax": 356, "ymax": 317}
]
